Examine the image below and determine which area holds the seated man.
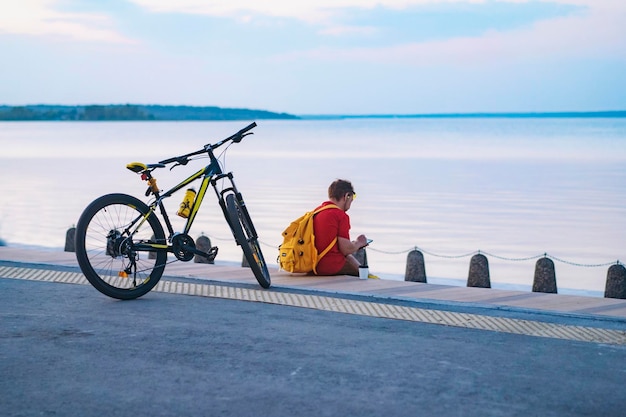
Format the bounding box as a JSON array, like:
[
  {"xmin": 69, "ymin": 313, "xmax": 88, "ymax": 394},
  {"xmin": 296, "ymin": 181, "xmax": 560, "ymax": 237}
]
[{"xmin": 313, "ymin": 179, "xmax": 369, "ymax": 276}]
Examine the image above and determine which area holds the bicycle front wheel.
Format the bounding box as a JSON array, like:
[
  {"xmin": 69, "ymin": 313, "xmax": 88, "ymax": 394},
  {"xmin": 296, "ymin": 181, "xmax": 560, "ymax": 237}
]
[
  {"xmin": 225, "ymin": 193, "xmax": 271, "ymax": 288},
  {"xmin": 75, "ymin": 193, "xmax": 167, "ymax": 300}
]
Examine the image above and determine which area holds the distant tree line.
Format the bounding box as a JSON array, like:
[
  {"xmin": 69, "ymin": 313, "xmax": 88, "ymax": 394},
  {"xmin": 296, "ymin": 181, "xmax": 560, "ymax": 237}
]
[
  {"xmin": 0, "ymin": 105, "xmax": 152, "ymax": 120},
  {"xmin": 0, "ymin": 105, "xmax": 299, "ymax": 121},
  {"xmin": 3, "ymin": 105, "xmax": 622, "ymax": 121}
]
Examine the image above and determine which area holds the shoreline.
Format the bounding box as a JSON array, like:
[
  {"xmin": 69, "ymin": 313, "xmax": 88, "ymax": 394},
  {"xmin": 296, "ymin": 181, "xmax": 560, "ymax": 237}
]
[{"xmin": 1, "ymin": 104, "xmax": 625, "ymax": 121}]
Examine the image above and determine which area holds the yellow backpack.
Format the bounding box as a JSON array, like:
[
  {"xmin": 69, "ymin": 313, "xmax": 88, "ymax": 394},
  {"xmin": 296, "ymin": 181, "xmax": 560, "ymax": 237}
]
[{"xmin": 278, "ymin": 204, "xmax": 340, "ymax": 274}]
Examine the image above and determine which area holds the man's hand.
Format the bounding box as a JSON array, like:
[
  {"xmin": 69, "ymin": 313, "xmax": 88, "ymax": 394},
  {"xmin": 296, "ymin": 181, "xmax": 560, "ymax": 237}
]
[{"xmin": 355, "ymin": 234, "xmax": 368, "ymax": 249}]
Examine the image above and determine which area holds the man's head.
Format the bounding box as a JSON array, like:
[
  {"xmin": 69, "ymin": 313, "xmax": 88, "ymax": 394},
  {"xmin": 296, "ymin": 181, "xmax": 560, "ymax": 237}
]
[{"xmin": 328, "ymin": 179, "xmax": 356, "ymax": 211}]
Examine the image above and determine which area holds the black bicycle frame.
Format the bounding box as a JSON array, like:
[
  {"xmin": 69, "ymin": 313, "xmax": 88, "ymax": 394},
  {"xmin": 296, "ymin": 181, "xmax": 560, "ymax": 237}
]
[{"xmin": 127, "ymin": 146, "xmax": 250, "ymax": 257}]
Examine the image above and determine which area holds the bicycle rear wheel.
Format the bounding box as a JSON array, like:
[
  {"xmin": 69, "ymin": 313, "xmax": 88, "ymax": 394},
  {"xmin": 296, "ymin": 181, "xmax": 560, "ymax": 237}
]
[
  {"xmin": 75, "ymin": 193, "xmax": 167, "ymax": 300},
  {"xmin": 225, "ymin": 193, "xmax": 271, "ymax": 288}
]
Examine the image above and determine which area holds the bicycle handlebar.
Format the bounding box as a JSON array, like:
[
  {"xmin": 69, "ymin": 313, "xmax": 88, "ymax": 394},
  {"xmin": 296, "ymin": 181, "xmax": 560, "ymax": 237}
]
[{"xmin": 159, "ymin": 122, "xmax": 257, "ymax": 165}]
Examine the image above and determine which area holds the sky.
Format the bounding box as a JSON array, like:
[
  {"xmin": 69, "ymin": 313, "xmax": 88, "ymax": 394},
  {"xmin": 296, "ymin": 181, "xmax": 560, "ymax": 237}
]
[{"xmin": 0, "ymin": 0, "xmax": 625, "ymax": 115}]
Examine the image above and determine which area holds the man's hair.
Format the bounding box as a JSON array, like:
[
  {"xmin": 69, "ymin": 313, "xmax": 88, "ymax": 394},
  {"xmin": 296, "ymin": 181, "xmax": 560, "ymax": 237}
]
[{"xmin": 328, "ymin": 179, "xmax": 355, "ymax": 200}]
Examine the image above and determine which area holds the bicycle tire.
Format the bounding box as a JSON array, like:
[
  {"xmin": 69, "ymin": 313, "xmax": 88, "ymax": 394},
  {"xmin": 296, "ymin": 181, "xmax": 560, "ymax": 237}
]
[
  {"xmin": 75, "ymin": 193, "xmax": 167, "ymax": 300},
  {"xmin": 225, "ymin": 193, "xmax": 271, "ymax": 288}
]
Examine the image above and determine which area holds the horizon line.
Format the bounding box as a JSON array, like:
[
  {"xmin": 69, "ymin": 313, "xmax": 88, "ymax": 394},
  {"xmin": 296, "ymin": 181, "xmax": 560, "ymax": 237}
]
[
  {"xmin": 1, "ymin": 105, "xmax": 625, "ymax": 119},
  {"xmin": 300, "ymin": 110, "xmax": 626, "ymax": 119}
]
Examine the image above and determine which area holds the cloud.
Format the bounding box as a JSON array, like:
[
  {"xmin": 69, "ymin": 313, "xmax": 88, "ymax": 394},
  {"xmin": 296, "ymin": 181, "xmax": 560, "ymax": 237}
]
[
  {"xmin": 128, "ymin": 0, "xmax": 493, "ymax": 23},
  {"xmin": 318, "ymin": 25, "xmax": 379, "ymax": 37},
  {"xmin": 0, "ymin": 0, "xmax": 134, "ymax": 43},
  {"xmin": 2, "ymin": 0, "xmax": 623, "ymax": 69},
  {"xmin": 126, "ymin": 0, "xmax": 625, "ymax": 65},
  {"xmin": 131, "ymin": 0, "xmax": 414, "ymax": 22},
  {"xmin": 273, "ymin": 0, "xmax": 626, "ymax": 66},
  {"xmin": 126, "ymin": 0, "xmax": 612, "ymax": 21}
]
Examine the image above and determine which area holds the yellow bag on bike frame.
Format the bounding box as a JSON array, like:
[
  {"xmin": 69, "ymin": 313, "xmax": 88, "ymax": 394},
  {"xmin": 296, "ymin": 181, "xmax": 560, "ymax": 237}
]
[{"xmin": 278, "ymin": 204, "xmax": 339, "ymax": 274}]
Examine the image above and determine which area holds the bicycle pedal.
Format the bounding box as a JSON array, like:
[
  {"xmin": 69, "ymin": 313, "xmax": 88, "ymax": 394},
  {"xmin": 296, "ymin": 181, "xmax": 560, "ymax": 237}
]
[
  {"xmin": 192, "ymin": 246, "xmax": 218, "ymax": 262},
  {"xmin": 206, "ymin": 246, "xmax": 219, "ymax": 262}
]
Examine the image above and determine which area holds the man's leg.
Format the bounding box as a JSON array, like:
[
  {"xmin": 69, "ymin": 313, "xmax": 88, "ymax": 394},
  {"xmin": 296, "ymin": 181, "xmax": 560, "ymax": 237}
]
[{"xmin": 336, "ymin": 254, "xmax": 360, "ymax": 276}]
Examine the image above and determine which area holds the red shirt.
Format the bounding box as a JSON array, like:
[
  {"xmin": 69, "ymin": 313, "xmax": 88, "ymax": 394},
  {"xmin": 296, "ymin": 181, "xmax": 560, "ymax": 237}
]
[{"xmin": 312, "ymin": 201, "xmax": 350, "ymax": 275}]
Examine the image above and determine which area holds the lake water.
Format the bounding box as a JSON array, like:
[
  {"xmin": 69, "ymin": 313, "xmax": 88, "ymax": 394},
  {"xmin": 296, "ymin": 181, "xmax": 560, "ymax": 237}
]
[{"xmin": 1, "ymin": 118, "xmax": 625, "ymax": 296}]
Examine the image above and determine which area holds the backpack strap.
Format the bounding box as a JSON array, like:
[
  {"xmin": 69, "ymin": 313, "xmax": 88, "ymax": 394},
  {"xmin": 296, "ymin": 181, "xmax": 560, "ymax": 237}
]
[
  {"xmin": 312, "ymin": 203, "xmax": 340, "ymax": 216},
  {"xmin": 312, "ymin": 204, "xmax": 340, "ymax": 274},
  {"xmin": 318, "ymin": 237, "xmax": 338, "ymax": 259}
]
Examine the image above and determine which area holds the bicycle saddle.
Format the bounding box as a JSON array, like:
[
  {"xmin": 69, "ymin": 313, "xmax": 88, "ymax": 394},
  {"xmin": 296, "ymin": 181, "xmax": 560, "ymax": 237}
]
[{"xmin": 126, "ymin": 162, "xmax": 166, "ymax": 173}]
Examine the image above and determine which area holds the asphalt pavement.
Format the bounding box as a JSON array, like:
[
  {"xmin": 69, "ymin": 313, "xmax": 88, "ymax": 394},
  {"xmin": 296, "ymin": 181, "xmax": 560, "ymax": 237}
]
[{"xmin": 2, "ymin": 272, "xmax": 626, "ymax": 417}]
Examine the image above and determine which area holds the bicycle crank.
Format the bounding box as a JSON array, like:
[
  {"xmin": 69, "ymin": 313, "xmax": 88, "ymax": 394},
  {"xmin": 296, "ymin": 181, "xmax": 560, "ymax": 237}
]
[{"xmin": 171, "ymin": 233, "xmax": 219, "ymax": 262}]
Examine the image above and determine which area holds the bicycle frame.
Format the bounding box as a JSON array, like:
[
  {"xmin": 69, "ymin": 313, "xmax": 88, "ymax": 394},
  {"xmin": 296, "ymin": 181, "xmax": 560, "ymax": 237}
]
[
  {"xmin": 130, "ymin": 146, "xmax": 246, "ymax": 255},
  {"xmin": 157, "ymin": 156, "xmax": 223, "ymax": 238}
]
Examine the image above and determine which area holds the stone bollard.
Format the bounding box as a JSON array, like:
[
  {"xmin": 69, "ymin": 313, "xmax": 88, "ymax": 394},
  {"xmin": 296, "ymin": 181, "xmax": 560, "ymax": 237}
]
[
  {"xmin": 149, "ymin": 234, "xmax": 157, "ymax": 259},
  {"xmin": 467, "ymin": 253, "xmax": 491, "ymax": 288},
  {"xmin": 194, "ymin": 235, "xmax": 214, "ymax": 264},
  {"xmin": 533, "ymin": 257, "xmax": 557, "ymax": 293},
  {"xmin": 604, "ymin": 263, "xmax": 626, "ymax": 299},
  {"xmin": 405, "ymin": 249, "xmax": 427, "ymax": 283},
  {"xmin": 64, "ymin": 227, "xmax": 76, "ymax": 252}
]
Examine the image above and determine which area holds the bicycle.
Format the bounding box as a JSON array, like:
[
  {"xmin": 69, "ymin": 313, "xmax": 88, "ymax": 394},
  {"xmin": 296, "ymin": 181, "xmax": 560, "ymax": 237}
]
[{"xmin": 74, "ymin": 122, "xmax": 271, "ymax": 300}]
